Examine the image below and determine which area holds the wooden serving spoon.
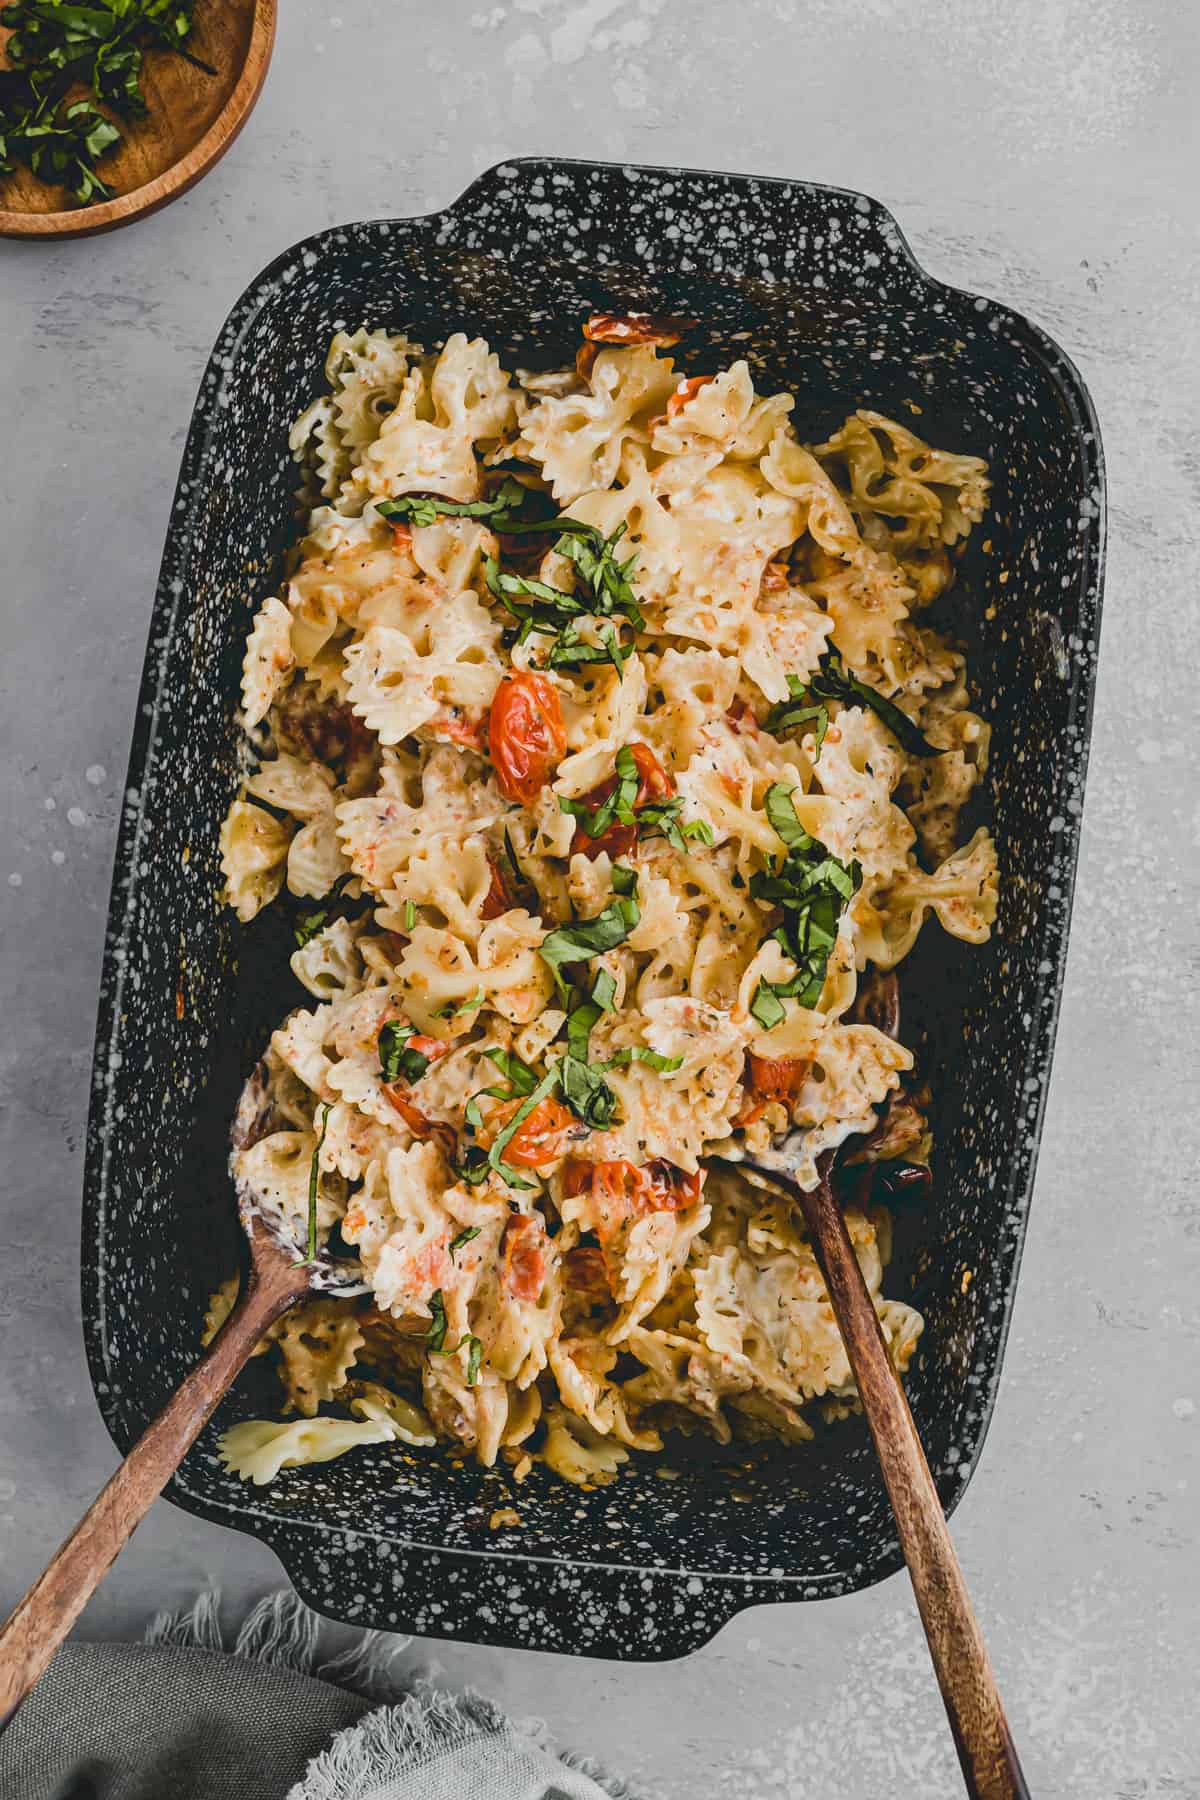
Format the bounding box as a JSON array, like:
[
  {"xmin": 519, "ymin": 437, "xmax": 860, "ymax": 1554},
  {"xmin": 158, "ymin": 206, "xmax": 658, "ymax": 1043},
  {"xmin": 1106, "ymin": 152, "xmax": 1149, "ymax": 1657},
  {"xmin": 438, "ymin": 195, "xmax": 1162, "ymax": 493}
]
[
  {"xmin": 0, "ymin": 1067, "xmax": 365, "ymax": 1731},
  {"xmin": 712, "ymin": 974, "xmax": 1029, "ymax": 1799}
]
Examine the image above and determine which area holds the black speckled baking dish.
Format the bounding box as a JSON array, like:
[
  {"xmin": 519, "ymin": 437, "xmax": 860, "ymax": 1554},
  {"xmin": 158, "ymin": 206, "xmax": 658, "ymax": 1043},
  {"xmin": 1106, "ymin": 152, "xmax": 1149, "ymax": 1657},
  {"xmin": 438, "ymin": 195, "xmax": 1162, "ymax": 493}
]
[{"xmin": 82, "ymin": 158, "xmax": 1105, "ymax": 1660}]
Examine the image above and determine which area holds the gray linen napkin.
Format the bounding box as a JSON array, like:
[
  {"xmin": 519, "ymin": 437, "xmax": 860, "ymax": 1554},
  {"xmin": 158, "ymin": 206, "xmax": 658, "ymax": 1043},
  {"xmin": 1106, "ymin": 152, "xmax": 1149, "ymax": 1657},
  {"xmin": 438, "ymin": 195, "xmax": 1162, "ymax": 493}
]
[{"xmin": 0, "ymin": 1594, "xmax": 647, "ymax": 1800}]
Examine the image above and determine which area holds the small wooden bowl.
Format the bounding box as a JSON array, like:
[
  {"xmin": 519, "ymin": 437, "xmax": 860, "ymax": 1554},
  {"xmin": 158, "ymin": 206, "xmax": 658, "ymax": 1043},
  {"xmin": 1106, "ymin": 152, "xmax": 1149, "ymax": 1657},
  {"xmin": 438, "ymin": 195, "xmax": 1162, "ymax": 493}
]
[{"xmin": 0, "ymin": 0, "xmax": 276, "ymax": 239}]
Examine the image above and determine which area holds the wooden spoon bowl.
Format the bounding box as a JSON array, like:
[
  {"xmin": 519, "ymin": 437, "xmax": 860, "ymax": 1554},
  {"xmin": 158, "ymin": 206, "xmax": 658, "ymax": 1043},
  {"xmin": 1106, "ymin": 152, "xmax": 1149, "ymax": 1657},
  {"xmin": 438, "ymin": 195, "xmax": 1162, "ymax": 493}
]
[{"xmin": 0, "ymin": 1064, "xmax": 359, "ymax": 1728}]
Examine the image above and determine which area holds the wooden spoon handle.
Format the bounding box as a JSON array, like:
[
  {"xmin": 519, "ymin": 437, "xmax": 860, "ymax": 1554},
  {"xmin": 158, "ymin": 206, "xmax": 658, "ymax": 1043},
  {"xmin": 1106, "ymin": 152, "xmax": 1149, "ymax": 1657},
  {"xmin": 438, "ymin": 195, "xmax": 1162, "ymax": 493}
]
[
  {"xmin": 799, "ymin": 1173, "xmax": 1030, "ymax": 1800},
  {"xmin": 0, "ymin": 1254, "xmax": 307, "ymax": 1730}
]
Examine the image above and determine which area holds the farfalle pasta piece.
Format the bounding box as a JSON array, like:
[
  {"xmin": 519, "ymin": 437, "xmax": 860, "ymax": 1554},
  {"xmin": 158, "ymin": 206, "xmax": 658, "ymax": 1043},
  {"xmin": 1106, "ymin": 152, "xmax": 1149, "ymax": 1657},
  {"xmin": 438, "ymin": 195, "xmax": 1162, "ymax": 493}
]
[
  {"xmin": 272, "ymin": 1299, "xmax": 365, "ymax": 1418},
  {"xmin": 537, "ymin": 1404, "xmax": 629, "ymax": 1487},
  {"xmin": 817, "ymin": 410, "xmax": 990, "ymax": 553},
  {"xmin": 858, "ymin": 826, "xmax": 999, "ymax": 968},
  {"xmin": 240, "ymin": 596, "xmax": 295, "ymax": 729},
  {"xmin": 516, "ymin": 344, "xmax": 678, "ymax": 503},
  {"xmin": 219, "ymin": 800, "xmax": 292, "ymax": 922},
  {"xmin": 359, "ymin": 335, "xmax": 517, "ymax": 505},
  {"xmin": 219, "ymin": 1415, "xmax": 392, "ymax": 1485},
  {"xmin": 342, "ymin": 589, "xmax": 503, "ymax": 746}
]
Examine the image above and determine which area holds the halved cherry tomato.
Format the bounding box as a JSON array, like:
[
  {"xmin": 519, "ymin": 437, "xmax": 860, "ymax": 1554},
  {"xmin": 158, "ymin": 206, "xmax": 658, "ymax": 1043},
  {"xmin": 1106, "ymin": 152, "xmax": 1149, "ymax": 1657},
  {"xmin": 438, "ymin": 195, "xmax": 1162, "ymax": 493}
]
[
  {"xmin": 561, "ymin": 1157, "xmax": 701, "ymax": 1221},
  {"xmin": 640, "ymin": 1159, "xmax": 704, "ymax": 1211},
  {"xmin": 735, "ymin": 1053, "xmax": 811, "ymax": 1127},
  {"xmin": 577, "ymin": 313, "xmax": 690, "ymax": 381},
  {"xmin": 573, "ymin": 743, "xmax": 675, "ymax": 862},
  {"xmin": 480, "ymin": 856, "xmax": 512, "ymax": 920},
  {"xmin": 501, "ymin": 1212, "xmax": 548, "ymax": 1301},
  {"xmin": 383, "ymin": 1087, "xmax": 457, "ymax": 1160},
  {"xmin": 487, "ymin": 671, "xmax": 566, "ymax": 805},
  {"xmin": 563, "ymin": 1245, "xmax": 610, "ymax": 1300},
  {"xmin": 406, "ymin": 1034, "xmax": 453, "ymax": 1066},
  {"xmin": 582, "ymin": 312, "xmax": 687, "ymax": 347},
  {"xmin": 493, "ymin": 1095, "xmax": 577, "ymax": 1169},
  {"xmin": 666, "ymin": 373, "xmax": 714, "ymax": 417},
  {"xmin": 389, "ymin": 521, "xmax": 413, "ymax": 552}
]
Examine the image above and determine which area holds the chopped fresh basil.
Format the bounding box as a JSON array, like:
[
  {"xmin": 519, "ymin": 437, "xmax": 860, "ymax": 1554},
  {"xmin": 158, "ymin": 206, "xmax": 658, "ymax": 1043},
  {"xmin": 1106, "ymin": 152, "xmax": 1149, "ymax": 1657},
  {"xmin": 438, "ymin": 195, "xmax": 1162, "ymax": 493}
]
[
  {"xmin": 749, "ymin": 827, "xmax": 862, "ymax": 1020},
  {"xmin": 450, "ymin": 1225, "xmax": 481, "ymax": 1257},
  {"xmin": 559, "ymin": 745, "xmax": 639, "ymax": 841},
  {"xmin": 435, "ymin": 989, "xmax": 485, "ymax": 1019},
  {"xmin": 377, "ymin": 476, "xmax": 531, "ymax": 530},
  {"xmin": 565, "ymin": 997, "xmax": 602, "ymax": 1063},
  {"xmin": 764, "ymin": 675, "xmax": 830, "ymax": 753},
  {"xmin": 293, "ymin": 874, "xmax": 356, "ymax": 948},
  {"xmin": 464, "ymin": 1334, "xmax": 483, "ymax": 1385},
  {"xmin": 591, "ymin": 968, "xmax": 618, "ymax": 1013},
  {"xmin": 764, "ymin": 783, "xmax": 813, "ymax": 851},
  {"xmin": 457, "ymin": 1144, "xmax": 492, "ymax": 1185},
  {"xmin": 559, "ymin": 747, "xmax": 712, "ymax": 855},
  {"xmin": 0, "ymin": 0, "xmax": 210, "ymax": 207},
  {"xmin": 559, "ymin": 1053, "xmax": 619, "ymax": 1128},
  {"xmin": 425, "ymin": 1289, "xmax": 448, "ymax": 1355},
  {"xmin": 293, "ymin": 907, "xmax": 329, "ymax": 949},
  {"xmin": 483, "ymin": 519, "xmax": 644, "ymax": 677},
  {"xmin": 813, "ymin": 653, "xmax": 942, "ymax": 757},
  {"xmin": 601, "ymin": 1046, "xmax": 684, "ymax": 1073},
  {"xmin": 378, "ymin": 1022, "xmax": 430, "ymax": 1085},
  {"xmin": 483, "ymin": 1048, "xmax": 538, "ymax": 1096},
  {"xmin": 538, "ymin": 883, "xmax": 640, "ymax": 979},
  {"xmin": 749, "ymin": 980, "xmax": 787, "ymax": 1031},
  {"xmin": 639, "ymin": 802, "xmax": 714, "ymax": 854},
  {"xmin": 547, "ymin": 616, "xmax": 629, "ymax": 679},
  {"xmin": 304, "ymin": 1104, "xmax": 332, "ymax": 1263}
]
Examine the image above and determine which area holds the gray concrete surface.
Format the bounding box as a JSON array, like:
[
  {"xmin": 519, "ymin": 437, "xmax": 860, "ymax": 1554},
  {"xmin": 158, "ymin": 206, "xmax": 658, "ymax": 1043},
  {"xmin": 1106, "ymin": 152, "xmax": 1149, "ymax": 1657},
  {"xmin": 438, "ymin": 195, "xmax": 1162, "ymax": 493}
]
[{"xmin": 2, "ymin": 2, "xmax": 1198, "ymax": 1794}]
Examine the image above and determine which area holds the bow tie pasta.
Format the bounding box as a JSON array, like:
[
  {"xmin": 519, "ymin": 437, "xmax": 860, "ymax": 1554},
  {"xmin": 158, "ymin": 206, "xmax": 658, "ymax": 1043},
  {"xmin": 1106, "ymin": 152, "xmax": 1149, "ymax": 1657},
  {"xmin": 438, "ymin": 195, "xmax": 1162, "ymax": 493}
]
[{"xmin": 215, "ymin": 319, "xmax": 996, "ymax": 1492}]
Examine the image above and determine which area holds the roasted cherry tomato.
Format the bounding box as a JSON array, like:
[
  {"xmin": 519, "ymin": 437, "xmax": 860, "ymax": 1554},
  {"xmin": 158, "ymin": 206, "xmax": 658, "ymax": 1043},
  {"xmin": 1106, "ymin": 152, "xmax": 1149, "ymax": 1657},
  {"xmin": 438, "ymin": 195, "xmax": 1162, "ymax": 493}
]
[
  {"xmin": 577, "ymin": 313, "xmax": 690, "ymax": 380},
  {"xmin": 501, "ymin": 1212, "xmax": 548, "ymax": 1301},
  {"xmin": 574, "ymin": 743, "xmax": 674, "ymax": 861},
  {"xmin": 561, "ymin": 1157, "xmax": 701, "ymax": 1220},
  {"xmin": 582, "ymin": 312, "xmax": 687, "ymax": 347},
  {"xmin": 735, "ymin": 1053, "xmax": 810, "ymax": 1127},
  {"xmin": 666, "ymin": 373, "xmax": 714, "ymax": 417},
  {"xmin": 745, "ymin": 1053, "xmax": 810, "ymax": 1106},
  {"xmin": 487, "ymin": 671, "xmax": 566, "ymax": 805},
  {"xmin": 640, "ymin": 1159, "xmax": 703, "ymax": 1211},
  {"xmin": 563, "ymin": 1244, "xmax": 610, "ymax": 1299},
  {"xmin": 382, "ymin": 1086, "xmax": 457, "ymax": 1160},
  {"xmin": 480, "ymin": 856, "xmax": 513, "ymax": 920},
  {"xmin": 495, "ymin": 1095, "xmax": 577, "ymax": 1169}
]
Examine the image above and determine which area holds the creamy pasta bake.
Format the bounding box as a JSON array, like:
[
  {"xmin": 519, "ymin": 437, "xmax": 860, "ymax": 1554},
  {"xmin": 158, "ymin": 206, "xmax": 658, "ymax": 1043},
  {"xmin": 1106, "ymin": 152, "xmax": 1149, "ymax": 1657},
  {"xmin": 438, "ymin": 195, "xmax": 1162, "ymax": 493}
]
[{"xmin": 213, "ymin": 316, "xmax": 997, "ymax": 1490}]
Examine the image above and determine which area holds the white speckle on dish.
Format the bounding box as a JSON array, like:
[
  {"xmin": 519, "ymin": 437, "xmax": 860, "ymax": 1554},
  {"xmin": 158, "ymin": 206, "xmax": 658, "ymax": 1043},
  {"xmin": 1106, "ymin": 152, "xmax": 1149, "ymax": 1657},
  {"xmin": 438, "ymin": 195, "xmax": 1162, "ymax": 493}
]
[
  {"xmin": 1172, "ymin": 1398, "xmax": 1194, "ymax": 1421},
  {"xmin": 8, "ymin": 872, "xmax": 21, "ymax": 888},
  {"xmin": 44, "ymin": 796, "xmax": 56, "ymax": 811},
  {"xmin": 86, "ymin": 763, "xmax": 107, "ymax": 786},
  {"xmin": 67, "ymin": 806, "xmax": 87, "ymax": 827},
  {"xmin": 51, "ymin": 850, "xmax": 66, "ymax": 867}
]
